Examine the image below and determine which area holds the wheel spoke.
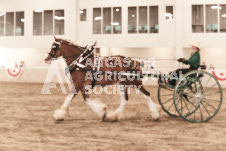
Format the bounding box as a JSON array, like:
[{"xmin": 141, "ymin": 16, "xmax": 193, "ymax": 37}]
[
  {"xmin": 167, "ymin": 101, "xmax": 175, "ymax": 111},
  {"xmin": 203, "ymin": 91, "xmax": 220, "ymax": 96},
  {"xmin": 202, "ymin": 76, "xmax": 212, "ymax": 92},
  {"xmin": 162, "ymin": 97, "xmax": 174, "ymax": 104},
  {"xmin": 183, "ymin": 91, "xmax": 194, "ymax": 95},
  {"xmin": 161, "ymin": 93, "xmax": 173, "ymax": 97},
  {"xmin": 193, "ymin": 107, "xmax": 196, "ymax": 121},
  {"xmin": 183, "ymin": 89, "xmax": 195, "ymax": 95},
  {"xmin": 173, "ymin": 108, "xmax": 178, "ymax": 115},
  {"xmin": 183, "ymin": 93, "xmax": 194, "ymax": 99},
  {"xmin": 201, "ymin": 102, "xmax": 211, "ymax": 117},
  {"xmin": 159, "ymin": 86, "xmax": 179, "ymax": 117},
  {"xmin": 203, "ymin": 83, "xmax": 217, "ymax": 93},
  {"xmin": 202, "ymin": 97, "xmax": 221, "ymax": 102},
  {"xmin": 177, "ymin": 97, "xmax": 187, "ymax": 113},
  {"xmin": 194, "ymin": 82, "xmax": 197, "ymax": 92},
  {"xmin": 188, "ymin": 98, "xmax": 197, "ymax": 112},
  {"xmin": 202, "ymin": 100, "xmax": 217, "ymax": 110},
  {"xmin": 181, "ymin": 89, "xmax": 195, "ymax": 97},
  {"xmin": 199, "ymin": 103, "xmax": 203, "ymax": 121},
  {"xmin": 181, "ymin": 97, "xmax": 191, "ymax": 116},
  {"xmin": 163, "ymin": 87, "xmax": 174, "ymax": 92},
  {"xmin": 181, "ymin": 97, "xmax": 183, "ymax": 114},
  {"xmin": 184, "ymin": 88, "xmax": 195, "ymax": 95}
]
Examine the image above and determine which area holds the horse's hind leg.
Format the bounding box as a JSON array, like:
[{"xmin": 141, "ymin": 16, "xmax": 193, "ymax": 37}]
[
  {"xmin": 115, "ymin": 81, "xmax": 129, "ymax": 113},
  {"xmin": 139, "ymin": 85, "xmax": 161, "ymax": 120},
  {"xmin": 130, "ymin": 80, "xmax": 161, "ymax": 120},
  {"xmin": 81, "ymin": 88, "xmax": 107, "ymax": 121},
  {"xmin": 53, "ymin": 93, "xmax": 76, "ymax": 121},
  {"xmin": 105, "ymin": 81, "xmax": 128, "ymax": 121}
]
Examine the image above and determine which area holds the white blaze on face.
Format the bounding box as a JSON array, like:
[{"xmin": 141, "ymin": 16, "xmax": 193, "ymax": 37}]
[{"xmin": 44, "ymin": 53, "xmax": 52, "ymax": 64}]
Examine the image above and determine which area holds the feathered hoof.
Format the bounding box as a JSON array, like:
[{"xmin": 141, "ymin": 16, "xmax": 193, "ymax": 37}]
[
  {"xmin": 104, "ymin": 111, "xmax": 123, "ymax": 122},
  {"xmin": 151, "ymin": 105, "xmax": 161, "ymax": 121},
  {"xmin": 53, "ymin": 109, "xmax": 67, "ymax": 121},
  {"xmin": 100, "ymin": 112, "xmax": 106, "ymax": 122},
  {"xmin": 85, "ymin": 98, "xmax": 108, "ymax": 121}
]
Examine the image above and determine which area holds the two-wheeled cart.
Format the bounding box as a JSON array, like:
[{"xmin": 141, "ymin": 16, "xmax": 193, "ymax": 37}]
[{"xmin": 156, "ymin": 67, "xmax": 223, "ymax": 123}]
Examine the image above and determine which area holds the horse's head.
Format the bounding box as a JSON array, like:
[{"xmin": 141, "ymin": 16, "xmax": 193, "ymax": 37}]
[
  {"xmin": 45, "ymin": 37, "xmax": 96, "ymax": 65},
  {"xmin": 45, "ymin": 37, "xmax": 63, "ymax": 64}
]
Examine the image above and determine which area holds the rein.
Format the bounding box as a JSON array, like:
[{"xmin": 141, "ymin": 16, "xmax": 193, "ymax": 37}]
[
  {"xmin": 63, "ymin": 45, "xmax": 88, "ymax": 59},
  {"xmin": 49, "ymin": 40, "xmax": 140, "ymax": 78},
  {"xmin": 49, "ymin": 41, "xmax": 87, "ymax": 59}
]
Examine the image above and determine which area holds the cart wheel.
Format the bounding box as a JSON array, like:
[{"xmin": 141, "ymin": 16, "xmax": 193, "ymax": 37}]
[
  {"xmin": 174, "ymin": 70, "xmax": 223, "ymax": 123},
  {"xmin": 158, "ymin": 85, "xmax": 180, "ymax": 117}
]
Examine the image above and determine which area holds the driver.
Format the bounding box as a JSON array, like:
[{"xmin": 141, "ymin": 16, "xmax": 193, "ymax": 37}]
[{"xmin": 168, "ymin": 41, "xmax": 201, "ymax": 86}]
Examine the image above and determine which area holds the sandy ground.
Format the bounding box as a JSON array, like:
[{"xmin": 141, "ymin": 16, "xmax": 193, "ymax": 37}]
[{"xmin": 0, "ymin": 82, "xmax": 226, "ymax": 151}]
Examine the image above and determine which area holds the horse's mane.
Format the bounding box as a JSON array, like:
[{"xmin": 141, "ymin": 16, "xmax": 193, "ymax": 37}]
[{"xmin": 59, "ymin": 39, "xmax": 87, "ymax": 51}]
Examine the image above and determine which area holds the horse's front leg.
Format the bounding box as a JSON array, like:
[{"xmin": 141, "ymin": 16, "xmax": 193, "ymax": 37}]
[{"xmin": 53, "ymin": 93, "xmax": 76, "ymax": 121}]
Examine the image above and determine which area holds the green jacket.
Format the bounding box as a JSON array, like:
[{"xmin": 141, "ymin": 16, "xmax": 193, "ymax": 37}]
[{"xmin": 183, "ymin": 51, "xmax": 200, "ymax": 69}]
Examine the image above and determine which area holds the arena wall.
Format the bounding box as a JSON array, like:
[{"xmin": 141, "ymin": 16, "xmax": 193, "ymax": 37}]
[{"xmin": 0, "ymin": 0, "xmax": 226, "ymax": 84}]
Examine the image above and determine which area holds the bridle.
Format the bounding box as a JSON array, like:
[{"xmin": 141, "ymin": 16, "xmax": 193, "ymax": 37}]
[
  {"xmin": 48, "ymin": 41, "xmax": 61, "ymax": 58},
  {"xmin": 48, "ymin": 40, "xmax": 97, "ymax": 72},
  {"xmin": 48, "ymin": 41, "xmax": 87, "ymax": 59}
]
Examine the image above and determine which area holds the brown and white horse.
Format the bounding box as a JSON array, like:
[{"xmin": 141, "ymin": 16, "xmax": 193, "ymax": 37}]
[{"xmin": 45, "ymin": 37, "xmax": 161, "ymax": 121}]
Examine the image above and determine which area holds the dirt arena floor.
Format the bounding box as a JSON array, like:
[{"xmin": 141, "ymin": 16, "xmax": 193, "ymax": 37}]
[{"xmin": 0, "ymin": 82, "xmax": 226, "ymax": 151}]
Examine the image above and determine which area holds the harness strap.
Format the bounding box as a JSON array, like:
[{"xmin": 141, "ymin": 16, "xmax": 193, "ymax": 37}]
[
  {"xmin": 68, "ymin": 45, "xmax": 96, "ymax": 71},
  {"xmin": 107, "ymin": 57, "xmax": 114, "ymax": 72}
]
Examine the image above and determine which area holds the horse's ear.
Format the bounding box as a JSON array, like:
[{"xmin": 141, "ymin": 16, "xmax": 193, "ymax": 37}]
[
  {"xmin": 54, "ymin": 36, "xmax": 61, "ymax": 42},
  {"xmin": 94, "ymin": 40, "xmax": 97, "ymax": 46}
]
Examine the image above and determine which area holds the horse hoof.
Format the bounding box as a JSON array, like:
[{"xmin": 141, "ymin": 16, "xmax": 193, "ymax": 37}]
[
  {"xmin": 53, "ymin": 109, "xmax": 67, "ymax": 121},
  {"xmin": 151, "ymin": 105, "xmax": 161, "ymax": 121},
  {"xmin": 100, "ymin": 113, "xmax": 106, "ymax": 122},
  {"xmin": 56, "ymin": 118, "xmax": 64, "ymax": 121}
]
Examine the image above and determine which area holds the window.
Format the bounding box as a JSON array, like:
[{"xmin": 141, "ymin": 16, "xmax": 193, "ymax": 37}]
[
  {"xmin": 6, "ymin": 12, "xmax": 14, "ymax": 36},
  {"xmin": 103, "ymin": 8, "xmax": 111, "ymax": 34},
  {"xmin": 192, "ymin": 5, "xmax": 204, "ymax": 33},
  {"xmin": 16, "ymin": 12, "xmax": 24, "ymax": 36},
  {"xmin": 33, "ymin": 9, "xmax": 64, "ymax": 35},
  {"xmin": 0, "ymin": 11, "xmax": 25, "ymax": 36},
  {"xmin": 80, "ymin": 9, "xmax": 87, "ymax": 21},
  {"xmin": 33, "ymin": 10, "xmax": 42, "ymax": 35},
  {"xmin": 139, "ymin": 6, "xmax": 147, "ymax": 33},
  {"xmin": 192, "ymin": 4, "xmax": 225, "ymax": 33},
  {"xmin": 149, "ymin": 6, "xmax": 159, "ymax": 33},
  {"xmin": 93, "ymin": 8, "xmax": 101, "ymax": 34},
  {"xmin": 128, "ymin": 6, "xmax": 159, "ymax": 34},
  {"xmin": 166, "ymin": 6, "xmax": 173, "ymax": 20},
  {"xmin": 128, "ymin": 7, "xmax": 137, "ymax": 33},
  {"xmin": 55, "ymin": 10, "xmax": 64, "ymax": 35},
  {"xmin": 0, "ymin": 12, "xmax": 5, "ymax": 36},
  {"xmin": 206, "ymin": 5, "xmax": 218, "ymax": 33},
  {"xmin": 220, "ymin": 4, "xmax": 226, "ymax": 32},
  {"xmin": 44, "ymin": 10, "xmax": 53, "ymax": 35},
  {"xmin": 93, "ymin": 7, "xmax": 122, "ymax": 34},
  {"xmin": 113, "ymin": 7, "xmax": 121, "ymax": 34}
]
